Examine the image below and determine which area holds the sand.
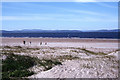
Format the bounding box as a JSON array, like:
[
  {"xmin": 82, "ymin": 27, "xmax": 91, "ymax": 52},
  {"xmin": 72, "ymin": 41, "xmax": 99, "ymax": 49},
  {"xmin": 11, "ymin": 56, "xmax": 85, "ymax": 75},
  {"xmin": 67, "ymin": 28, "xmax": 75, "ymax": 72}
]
[
  {"xmin": 1, "ymin": 37, "xmax": 118, "ymax": 48},
  {"xmin": 1, "ymin": 37, "xmax": 119, "ymax": 78}
]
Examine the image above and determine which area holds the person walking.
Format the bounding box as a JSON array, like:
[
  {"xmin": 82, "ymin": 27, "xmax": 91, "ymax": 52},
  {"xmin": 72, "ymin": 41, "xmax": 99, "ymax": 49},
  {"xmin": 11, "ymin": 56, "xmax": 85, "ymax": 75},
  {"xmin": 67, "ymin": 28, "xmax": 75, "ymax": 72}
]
[
  {"xmin": 23, "ymin": 41, "xmax": 26, "ymax": 45},
  {"xmin": 30, "ymin": 41, "xmax": 31, "ymax": 45},
  {"xmin": 45, "ymin": 42, "xmax": 47, "ymax": 45},
  {"xmin": 40, "ymin": 42, "xmax": 42, "ymax": 45}
]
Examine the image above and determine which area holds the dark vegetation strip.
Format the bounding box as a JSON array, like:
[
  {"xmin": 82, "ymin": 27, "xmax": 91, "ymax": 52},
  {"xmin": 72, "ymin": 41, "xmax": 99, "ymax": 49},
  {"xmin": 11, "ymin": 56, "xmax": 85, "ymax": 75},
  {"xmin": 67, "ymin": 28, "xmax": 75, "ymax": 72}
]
[
  {"xmin": 2, "ymin": 53, "xmax": 35, "ymax": 79},
  {"xmin": 2, "ymin": 53, "xmax": 62, "ymax": 80},
  {"xmin": 81, "ymin": 48, "xmax": 107, "ymax": 55}
]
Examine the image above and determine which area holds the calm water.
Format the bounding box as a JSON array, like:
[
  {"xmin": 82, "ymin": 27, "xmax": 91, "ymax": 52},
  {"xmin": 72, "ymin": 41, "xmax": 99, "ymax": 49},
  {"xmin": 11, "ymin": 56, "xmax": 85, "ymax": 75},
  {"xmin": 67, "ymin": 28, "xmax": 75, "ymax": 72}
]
[{"xmin": 2, "ymin": 32, "xmax": 119, "ymax": 39}]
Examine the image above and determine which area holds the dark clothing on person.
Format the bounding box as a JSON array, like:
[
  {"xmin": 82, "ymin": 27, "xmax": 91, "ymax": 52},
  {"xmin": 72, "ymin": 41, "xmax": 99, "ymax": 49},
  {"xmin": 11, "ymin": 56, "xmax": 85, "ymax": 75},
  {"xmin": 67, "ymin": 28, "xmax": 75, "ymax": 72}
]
[
  {"xmin": 40, "ymin": 42, "xmax": 42, "ymax": 45},
  {"xmin": 23, "ymin": 41, "xmax": 25, "ymax": 45}
]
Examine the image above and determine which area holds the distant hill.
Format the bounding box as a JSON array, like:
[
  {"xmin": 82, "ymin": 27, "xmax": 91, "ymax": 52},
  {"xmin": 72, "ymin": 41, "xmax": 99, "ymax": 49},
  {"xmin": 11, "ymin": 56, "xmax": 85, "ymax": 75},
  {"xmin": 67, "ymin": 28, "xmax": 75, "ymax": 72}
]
[
  {"xmin": 1, "ymin": 29, "xmax": 82, "ymax": 33},
  {"xmin": 83, "ymin": 29, "xmax": 119, "ymax": 32},
  {"xmin": 1, "ymin": 29, "xmax": 119, "ymax": 33},
  {"xmin": 1, "ymin": 29, "xmax": 119, "ymax": 39}
]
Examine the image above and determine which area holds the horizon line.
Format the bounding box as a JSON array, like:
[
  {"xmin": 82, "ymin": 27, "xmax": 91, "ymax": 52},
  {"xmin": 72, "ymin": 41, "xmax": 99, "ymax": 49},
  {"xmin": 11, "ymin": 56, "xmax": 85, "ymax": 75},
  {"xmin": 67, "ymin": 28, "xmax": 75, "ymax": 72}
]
[{"xmin": 1, "ymin": 28, "xmax": 119, "ymax": 31}]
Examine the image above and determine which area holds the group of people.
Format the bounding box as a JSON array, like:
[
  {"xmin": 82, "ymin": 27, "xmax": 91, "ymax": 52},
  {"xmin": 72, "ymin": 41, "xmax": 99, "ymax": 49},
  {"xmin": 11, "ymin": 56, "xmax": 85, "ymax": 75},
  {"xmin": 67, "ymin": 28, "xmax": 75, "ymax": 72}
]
[{"xmin": 23, "ymin": 41, "xmax": 47, "ymax": 45}]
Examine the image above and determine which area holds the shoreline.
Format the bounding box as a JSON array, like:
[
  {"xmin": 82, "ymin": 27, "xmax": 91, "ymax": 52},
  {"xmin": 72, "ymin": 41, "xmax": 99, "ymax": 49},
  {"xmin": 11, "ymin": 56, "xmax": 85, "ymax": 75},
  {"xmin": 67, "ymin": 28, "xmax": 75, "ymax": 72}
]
[
  {"xmin": 1, "ymin": 37, "xmax": 119, "ymax": 40},
  {"xmin": 1, "ymin": 37, "xmax": 118, "ymax": 42}
]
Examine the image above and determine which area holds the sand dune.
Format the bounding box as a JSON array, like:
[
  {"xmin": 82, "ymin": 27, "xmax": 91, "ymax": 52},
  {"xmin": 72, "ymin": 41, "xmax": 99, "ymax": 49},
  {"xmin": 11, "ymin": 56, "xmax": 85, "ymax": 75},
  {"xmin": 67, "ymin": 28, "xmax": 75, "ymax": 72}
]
[{"xmin": 1, "ymin": 38, "xmax": 119, "ymax": 78}]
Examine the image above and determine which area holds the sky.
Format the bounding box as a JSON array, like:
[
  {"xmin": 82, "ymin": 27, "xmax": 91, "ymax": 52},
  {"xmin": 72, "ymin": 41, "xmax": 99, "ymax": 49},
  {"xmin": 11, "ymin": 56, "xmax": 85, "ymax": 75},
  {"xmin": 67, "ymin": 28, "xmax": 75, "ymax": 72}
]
[{"xmin": 2, "ymin": 2, "xmax": 118, "ymax": 30}]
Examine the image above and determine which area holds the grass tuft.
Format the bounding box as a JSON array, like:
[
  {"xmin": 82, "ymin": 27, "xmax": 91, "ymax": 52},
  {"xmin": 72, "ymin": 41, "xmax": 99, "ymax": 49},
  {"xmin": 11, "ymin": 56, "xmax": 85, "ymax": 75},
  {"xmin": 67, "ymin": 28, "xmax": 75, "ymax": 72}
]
[
  {"xmin": 2, "ymin": 53, "xmax": 36, "ymax": 79},
  {"xmin": 36, "ymin": 59, "xmax": 62, "ymax": 70},
  {"xmin": 4, "ymin": 46, "xmax": 11, "ymax": 48},
  {"xmin": 56, "ymin": 55, "xmax": 79, "ymax": 61},
  {"xmin": 81, "ymin": 48, "xmax": 107, "ymax": 55},
  {"xmin": 2, "ymin": 53, "xmax": 62, "ymax": 79},
  {"xmin": 14, "ymin": 46, "xmax": 22, "ymax": 49}
]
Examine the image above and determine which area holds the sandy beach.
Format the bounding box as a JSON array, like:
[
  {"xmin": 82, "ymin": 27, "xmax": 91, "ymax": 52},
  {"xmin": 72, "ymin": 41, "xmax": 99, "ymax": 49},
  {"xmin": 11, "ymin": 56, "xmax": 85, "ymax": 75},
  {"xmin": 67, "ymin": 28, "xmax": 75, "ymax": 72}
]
[
  {"xmin": 1, "ymin": 37, "xmax": 118, "ymax": 48},
  {"xmin": 1, "ymin": 37, "xmax": 119, "ymax": 78}
]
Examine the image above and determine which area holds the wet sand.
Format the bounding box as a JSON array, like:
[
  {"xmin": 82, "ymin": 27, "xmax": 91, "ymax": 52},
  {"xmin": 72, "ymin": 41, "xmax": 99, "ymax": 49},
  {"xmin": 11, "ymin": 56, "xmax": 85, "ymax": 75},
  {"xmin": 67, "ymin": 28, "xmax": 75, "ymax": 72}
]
[{"xmin": 2, "ymin": 37, "xmax": 118, "ymax": 43}]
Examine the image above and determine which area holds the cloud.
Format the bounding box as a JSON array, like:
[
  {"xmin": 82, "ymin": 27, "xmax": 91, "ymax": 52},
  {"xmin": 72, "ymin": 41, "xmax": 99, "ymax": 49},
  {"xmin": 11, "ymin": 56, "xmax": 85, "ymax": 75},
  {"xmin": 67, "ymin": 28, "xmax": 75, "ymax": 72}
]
[
  {"xmin": 2, "ymin": 2, "xmax": 117, "ymax": 22},
  {"xmin": 67, "ymin": 9, "xmax": 106, "ymax": 16},
  {"xmin": 95, "ymin": 2, "xmax": 117, "ymax": 8},
  {"xmin": 74, "ymin": 0, "xmax": 119, "ymax": 2},
  {"xmin": 2, "ymin": 2, "xmax": 116, "ymax": 17},
  {"xmin": 28, "ymin": 2, "xmax": 115, "ymax": 17},
  {"xmin": 2, "ymin": 15, "xmax": 117, "ymax": 23},
  {"xmin": 2, "ymin": 16, "xmax": 53, "ymax": 20},
  {"xmin": 83, "ymin": 17, "xmax": 117, "ymax": 22},
  {"xmin": 2, "ymin": 0, "xmax": 120, "ymax": 2},
  {"xmin": 74, "ymin": 0, "xmax": 97, "ymax": 2}
]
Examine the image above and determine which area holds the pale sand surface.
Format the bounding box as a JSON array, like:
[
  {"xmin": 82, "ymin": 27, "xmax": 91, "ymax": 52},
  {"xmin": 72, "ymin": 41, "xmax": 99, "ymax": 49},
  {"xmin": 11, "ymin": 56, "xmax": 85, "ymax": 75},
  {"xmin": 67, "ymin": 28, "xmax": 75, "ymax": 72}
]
[
  {"xmin": 1, "ymin": 37, "xmax": 119, "ymax": 78},
  {"xmin": 1, "ymin": 37, "xmax": 118, "ymax": 48}
]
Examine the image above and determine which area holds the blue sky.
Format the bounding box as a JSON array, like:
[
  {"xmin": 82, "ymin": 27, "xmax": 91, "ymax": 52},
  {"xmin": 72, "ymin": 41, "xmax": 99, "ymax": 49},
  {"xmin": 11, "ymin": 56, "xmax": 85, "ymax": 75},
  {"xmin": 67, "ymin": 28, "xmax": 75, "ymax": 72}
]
[{"xmin": 2, "ymin": 2, "xmax": 118, "ymax": 30}]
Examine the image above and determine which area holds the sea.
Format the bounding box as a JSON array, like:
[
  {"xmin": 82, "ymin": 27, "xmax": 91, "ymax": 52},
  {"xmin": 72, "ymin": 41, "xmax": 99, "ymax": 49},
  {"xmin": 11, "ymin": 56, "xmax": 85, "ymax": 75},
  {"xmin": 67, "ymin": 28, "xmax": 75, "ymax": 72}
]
[{"xmin": 1, "ymin": 32, "xmax": 119, "ymax": 39}]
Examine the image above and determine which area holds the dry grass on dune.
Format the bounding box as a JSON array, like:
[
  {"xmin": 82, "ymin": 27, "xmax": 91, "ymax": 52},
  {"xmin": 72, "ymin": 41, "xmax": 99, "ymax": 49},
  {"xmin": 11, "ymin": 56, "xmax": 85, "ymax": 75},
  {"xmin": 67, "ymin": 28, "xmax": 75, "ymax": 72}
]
[{"xmin": 1, "ymin": 45, "xmax": 119, "ymax": 78}]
